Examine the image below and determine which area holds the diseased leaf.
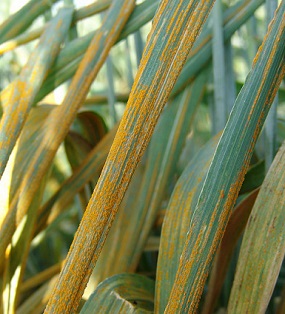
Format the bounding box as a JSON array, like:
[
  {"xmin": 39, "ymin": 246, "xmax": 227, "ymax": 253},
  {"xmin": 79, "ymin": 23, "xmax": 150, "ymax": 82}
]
[
  {"xmin": 0, "ymin": 105, "xmax": 56, "ymax": 311},
  {"xmin": 0, "ymin": 105, "xmax": 54, "ymax": 223},
  {"xmin": 172, "ymin": 0, "xmax": 265, "ymax": 95},
  {"xmin": 33, "ymin": 0, "xmax": 160, "ymax": 104},
  {"xmin": 0, "ymin": 7, "xmax": 74, "ymax": 177},
  {"xmin": 165, "ymin": 3, "xmax": 285, "ymax": 312},
  {"xmin": 202, "ymin": 188, "xmax": 259, "ymax": 314},
  {"xmin": 228, "ymin": 141, "xmax": 285, "ymax": 313},
  {"xmin": 0, "ymin": 0, "xmax": 112, "ymax": 54},
  {"xmin": 35, "ymin": 126, "xmax": 116, "ymax": 235},
  {"xmin": 90, "ymin": 91, "xmax": 182, "ymax": 288},
  {"xmin": 0, "ymin": 0, "xmax": 263, "ymax": 107},
  {"xmin": 0, "ymin": 0, "xmax": 135, "ymax": 273},
  {"xmin": 45, "ymin": 1, "xmax": 215, "ymax": 312},
  {"xmin": 92, "ymin": 71, "xmax": 207, "ymax": 289},
  {"xmin": 0, "ymin": 0, "xmax": 284, "ymax": 312},
  {"xmin": 155, "ymin": 135, "xmax": 220, "ymax": 313}
]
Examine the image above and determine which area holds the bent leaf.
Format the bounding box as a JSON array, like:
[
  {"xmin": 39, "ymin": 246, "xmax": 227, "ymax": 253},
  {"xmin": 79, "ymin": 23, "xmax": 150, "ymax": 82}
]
[{"xmin": 80, "ymin": 274, "xmax": 155, "ymax": 314}]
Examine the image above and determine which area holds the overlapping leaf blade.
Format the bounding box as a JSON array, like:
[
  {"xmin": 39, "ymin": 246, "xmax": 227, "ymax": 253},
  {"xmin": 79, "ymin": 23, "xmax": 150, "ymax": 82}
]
[
  {"xmin": 172, "ymin": 0, "xmax": 264, "ymax": 95},
  {"xmin": 202, "ymin": 188, "xmax": 259, "ymax": 313},
  {"xmin": 228, "ymin": 141, "xmax": 285, "ymax": 312},
  {"xmin": 0, "ymin": 0, "xmax": 135, "ymax": 289},
  {"xmin": 33, "ymin": 0, "xmax": 160, "ymax": 104},
  {"xmin": 0, "ymin": 0, "xmax": 283, "ymax": 312},
  {"xmin": 155, "ymin": 134, "xmax": 220, "ymax": 313},
  {"xmin": 0, "ymin": 0, "xmax": 60, "ymax": 43},
  {"xmin": 35, "ymin": 126, "xmax": 116, "ymax": 235},
  {"xmin": 91, "ymin": 71, "xmax": 207, "ymax": 288},
  {"xmin": 80, "ymin": 274, "xmax": 155, "ymax": 314},
  {"xmin": 45, "ymin": 1, "xmax": 215, "ymax": 312},
  {"xmin": 0, "ymin": 7, "xmax": 73, "ymax": 177},
  {"xmin": 165, "ymin": 3, "xmax": 285, "ymax": 312}
]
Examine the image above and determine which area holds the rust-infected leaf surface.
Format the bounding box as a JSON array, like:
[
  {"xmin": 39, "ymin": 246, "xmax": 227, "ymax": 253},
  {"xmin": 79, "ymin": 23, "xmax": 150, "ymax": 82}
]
[
  {"xmin": 0, "ymin": 8, "xmax": 73, "ymax": 178},
  {"xmin": 165, "ymin": 3, "xmax": 285, "ymax": 312},
  {"xmin": 155, "ymin": 135, "xmax": 220, "ymax": 313},
  {"xmin": 0, "ymin": 0, "xmax": 134, "ymax": 285},
  {"xmin": 45, "ymin": 0, "xmax": 215, "ymax": 313},
  {"xmin": 93, "ymin": 73, "xmax": 207, "ymax": 287},
  {"xmin": 202, "ymin": 188, "xmax": 259, "ymax": 314},
  {"xmin": 36, "ymin": 126, "xmax": 116, "ymax": 235},
  {"xmin": 228, "ymin": 140, "xmax": 285, "ymax": 313}
]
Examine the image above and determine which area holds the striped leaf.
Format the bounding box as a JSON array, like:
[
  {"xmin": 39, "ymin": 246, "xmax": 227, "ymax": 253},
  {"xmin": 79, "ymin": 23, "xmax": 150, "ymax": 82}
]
[
  {"xmin": 0, "ymin": 7, "xmax": 73, "ymax": 178},
  {"xmin": 165, "ymin": 3, "xmax": 285, "ymax": 312},
  {"xmin": 45, "ymin": 1, "xmax": 215, "ymax": 312},
  {"xmin": 155, "ymin": 134, "xmax": 220, "ymax": 313},
  {"xmin": 202, "ymin": 188, "xmax": 259, "ymax": 313},
  {"xmin": 91, "ymin": 71, "xmax": 207, "ymax": 289},
  {"xmin": 228, "ymin": 140, "xmax": 285, "ymax": 312},
  {"xmin": 172, "ymin": 0, "xmax": 265, "ymax": 95},
  {"xmin": 33, "ymin": 0, "xmax": 160, "ymax": 104},
  {"xmin": 0, "ymin": 0, "xmax": 135, "ymax": 283},
  {"xmin": 0, "ymin": 0, "xmax": 112, "ymax": 54}
]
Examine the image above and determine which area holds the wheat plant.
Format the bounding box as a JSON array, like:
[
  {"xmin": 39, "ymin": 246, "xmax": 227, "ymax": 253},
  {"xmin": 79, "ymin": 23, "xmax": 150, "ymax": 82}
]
[{"xmin": 0, "ymin": 0, "xmax": 284, "ymax": 313}]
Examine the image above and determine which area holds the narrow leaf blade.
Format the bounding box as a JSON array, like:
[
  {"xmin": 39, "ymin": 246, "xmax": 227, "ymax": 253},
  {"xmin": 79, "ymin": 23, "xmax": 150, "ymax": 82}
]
[{"xmin": 228, "ymin": 141, "xmax": 285, "ymax": 313}]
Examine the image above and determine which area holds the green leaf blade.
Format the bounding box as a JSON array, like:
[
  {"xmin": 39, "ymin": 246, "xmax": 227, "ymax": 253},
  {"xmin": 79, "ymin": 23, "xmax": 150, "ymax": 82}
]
[
  {"xmin": 80, "ymin": 274, "xmax": 155, "ymax": 314},
  {"xmin": 0, "ymin": 0, "xmax": 60, "ymax": 43}
]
